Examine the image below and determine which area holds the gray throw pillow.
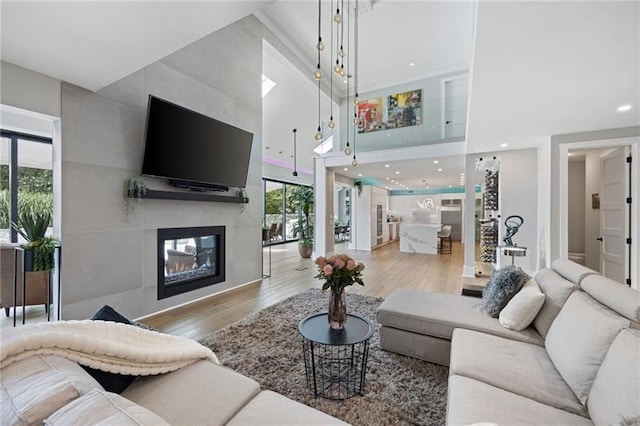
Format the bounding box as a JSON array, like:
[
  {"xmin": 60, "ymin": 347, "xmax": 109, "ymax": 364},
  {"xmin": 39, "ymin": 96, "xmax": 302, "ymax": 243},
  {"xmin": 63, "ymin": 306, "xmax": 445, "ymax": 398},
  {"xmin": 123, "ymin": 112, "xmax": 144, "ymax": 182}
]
[{"xmin": 482, "ymin": 265, "xmax": 530, "ymax": 318}]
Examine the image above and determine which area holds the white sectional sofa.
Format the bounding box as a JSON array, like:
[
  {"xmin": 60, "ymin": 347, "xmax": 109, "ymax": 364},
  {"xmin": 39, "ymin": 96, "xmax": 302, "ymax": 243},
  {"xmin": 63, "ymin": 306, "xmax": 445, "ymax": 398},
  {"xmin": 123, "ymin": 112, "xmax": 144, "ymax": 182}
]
[
  {"xmin": 377, "ymin": 259, "xmax": 640, "ymax": 425},
  {"xmin": 0, "ymin": 326, "xmax": 346, "ymax": 425}
]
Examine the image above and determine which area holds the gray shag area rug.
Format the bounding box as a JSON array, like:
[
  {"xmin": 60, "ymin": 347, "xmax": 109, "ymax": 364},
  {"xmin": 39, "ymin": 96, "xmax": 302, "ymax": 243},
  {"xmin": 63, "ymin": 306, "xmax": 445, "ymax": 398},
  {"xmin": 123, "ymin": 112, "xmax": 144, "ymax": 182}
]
[{"xmin": 200, "ymin": 288, "xmax": 448, "ymax": 425}]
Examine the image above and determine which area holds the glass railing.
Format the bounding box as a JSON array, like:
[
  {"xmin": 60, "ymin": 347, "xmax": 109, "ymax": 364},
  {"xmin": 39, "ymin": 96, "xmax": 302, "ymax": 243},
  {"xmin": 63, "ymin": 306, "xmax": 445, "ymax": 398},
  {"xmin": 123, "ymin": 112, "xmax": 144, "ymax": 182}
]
[{"xmin": 325, "ymin": 93, "xmax": 467, "ymax": 154}]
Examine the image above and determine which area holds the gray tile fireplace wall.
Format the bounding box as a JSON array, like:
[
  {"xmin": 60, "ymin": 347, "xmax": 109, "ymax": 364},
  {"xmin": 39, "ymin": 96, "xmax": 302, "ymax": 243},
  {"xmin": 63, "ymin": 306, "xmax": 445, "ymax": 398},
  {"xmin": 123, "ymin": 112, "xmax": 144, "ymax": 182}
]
[{"xmin": 60, "ymin": 16, "xmax": 263, "ymax": 319}]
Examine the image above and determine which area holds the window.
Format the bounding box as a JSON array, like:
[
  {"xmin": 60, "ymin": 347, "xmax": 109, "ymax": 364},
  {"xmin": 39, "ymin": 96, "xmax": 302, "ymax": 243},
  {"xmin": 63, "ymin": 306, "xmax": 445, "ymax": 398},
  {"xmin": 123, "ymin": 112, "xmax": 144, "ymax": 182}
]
[
  {"xmin": 0, "ymin": 130, "xmax": 53, "ymax": 243},
  {"xmin": 263, "ymin": 178, "xmax": 312, "ymax": 245}
]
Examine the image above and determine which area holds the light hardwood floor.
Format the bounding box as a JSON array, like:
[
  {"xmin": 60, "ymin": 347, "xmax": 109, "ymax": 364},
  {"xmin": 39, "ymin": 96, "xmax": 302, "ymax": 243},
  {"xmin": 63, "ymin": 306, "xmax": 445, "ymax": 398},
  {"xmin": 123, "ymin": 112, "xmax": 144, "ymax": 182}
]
[{"xmin": 141, "ymin": 240, "xmax": 484, "ymax": 341}]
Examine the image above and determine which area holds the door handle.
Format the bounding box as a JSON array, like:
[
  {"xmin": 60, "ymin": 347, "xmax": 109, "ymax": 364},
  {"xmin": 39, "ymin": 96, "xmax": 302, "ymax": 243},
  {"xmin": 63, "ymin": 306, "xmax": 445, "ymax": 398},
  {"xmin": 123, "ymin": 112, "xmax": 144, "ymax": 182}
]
[{"xmin": 596, "ymin": 237, "xmax": 603, "ymax": 242}]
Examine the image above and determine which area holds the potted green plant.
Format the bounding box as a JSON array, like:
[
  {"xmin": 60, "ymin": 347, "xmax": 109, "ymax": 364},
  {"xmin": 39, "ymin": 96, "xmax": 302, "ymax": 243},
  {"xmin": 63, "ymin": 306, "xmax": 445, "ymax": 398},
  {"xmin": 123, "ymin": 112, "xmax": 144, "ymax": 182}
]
[
  {"xmin": 289, "ymin": 185, "xmax": 314, "ymax": 258},
  {"xmin": 123, "ymin": 176, "xmax": 147, "ymax": 216},
  {"xmin": 11, "ymin": 210, "xmax": 59, "ymax": 272}
]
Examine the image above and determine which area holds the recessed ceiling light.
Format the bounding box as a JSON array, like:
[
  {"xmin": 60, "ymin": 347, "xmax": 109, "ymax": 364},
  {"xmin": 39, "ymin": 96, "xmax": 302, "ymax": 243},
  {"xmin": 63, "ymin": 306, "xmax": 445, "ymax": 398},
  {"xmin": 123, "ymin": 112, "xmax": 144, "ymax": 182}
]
[
  {"xmin": 386, "ymin": 177, "xmax": 390, "ymax": 180},
  {"xmin": 358, "ymin": 173, "xmax": 362, "ymax": 177},
  {"xmin": 344, "ymin": 80, "xmax": 348, "ymax": 84},
  {"xmin": 449, "ymin": 185, "xmax": 452, "ymax": 188},
  {"xmin": 431, "ymin": 125, "xmax": 435, "ymax": 128},
  {"xmin": 433, "ymin": 160, "xmax": 439, "ymax": 164},
  {"xmin": 438, "ymin": 168, "xmax": 443, "ymax": 172},
  {"xmin": 391, "ymin": 180, "xmax": 395, "ymax": 183},
  {"xmin": 395, "ymin": 171, "xmax": 400, "ymax": 174},
  {"xmin": 617, "ymin": 104, "xmax": 632, "ymax": 112},
  {"xmin": 343, "ymin": 168, "xmax": 348, "ymax": 171},
  {"xmin": 385, "ymin": 164, "xmax": 389, "ymax": 168},
  {"xmin": 461, "ymin": 173, "xmax": 465, "ymax": 176},
  {"xmin": 410, "ymin": 62, "xmax": 415, "ymax": 67},
  {"xmin": 501, "ymin": 143, "xmax": 508, "ymax": 148}
]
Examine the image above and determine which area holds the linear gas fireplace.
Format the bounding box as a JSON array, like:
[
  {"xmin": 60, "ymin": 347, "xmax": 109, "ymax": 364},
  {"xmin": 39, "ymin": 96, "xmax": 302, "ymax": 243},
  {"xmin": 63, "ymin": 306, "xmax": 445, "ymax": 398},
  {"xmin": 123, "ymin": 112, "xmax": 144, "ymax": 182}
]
[{"xmin": 157, "ymin": 226, "xmax": 225, "ymax": 300}]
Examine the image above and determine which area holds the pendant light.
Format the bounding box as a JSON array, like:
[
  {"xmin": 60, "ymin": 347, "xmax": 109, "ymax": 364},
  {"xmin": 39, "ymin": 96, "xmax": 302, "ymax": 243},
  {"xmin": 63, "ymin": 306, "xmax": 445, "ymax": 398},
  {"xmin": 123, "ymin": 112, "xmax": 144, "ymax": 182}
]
[
  {"xmin": 344, "ymin": 0, "xmax": 351, "ymax": 156},
  {"xmin": 327, "ymin": 0, "xmax": 335, "ymax": 130},
  {"xmin": 292, "ymin": 128, "xmax": 298, "ymax": 177}
]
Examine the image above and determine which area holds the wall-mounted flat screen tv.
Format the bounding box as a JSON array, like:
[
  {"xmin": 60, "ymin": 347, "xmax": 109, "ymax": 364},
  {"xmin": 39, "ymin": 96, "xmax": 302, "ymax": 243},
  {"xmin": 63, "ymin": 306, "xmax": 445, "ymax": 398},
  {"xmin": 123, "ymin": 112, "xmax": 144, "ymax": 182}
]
[{"xmin": 142, "ymin": 95, "xmax": 253, "ymax": 189}]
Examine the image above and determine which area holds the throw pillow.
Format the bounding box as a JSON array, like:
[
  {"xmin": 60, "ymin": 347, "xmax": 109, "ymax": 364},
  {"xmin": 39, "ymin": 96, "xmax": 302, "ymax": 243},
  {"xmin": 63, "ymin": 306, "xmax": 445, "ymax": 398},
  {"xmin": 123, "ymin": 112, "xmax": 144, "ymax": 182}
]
[
  {"xmin": 482, "ymin": 265, "xmax": 530, "ymax": 318},
  {"xmin": 44, "ymin": 389, "xmax": 170, "ymax": 425},
  {"xmin": 82, "ymin": 305, "xmax": 136, "ymax": 394},
  {"xmin": 499, "ymin": 278, "xmax": 545, "ymax": 330}
]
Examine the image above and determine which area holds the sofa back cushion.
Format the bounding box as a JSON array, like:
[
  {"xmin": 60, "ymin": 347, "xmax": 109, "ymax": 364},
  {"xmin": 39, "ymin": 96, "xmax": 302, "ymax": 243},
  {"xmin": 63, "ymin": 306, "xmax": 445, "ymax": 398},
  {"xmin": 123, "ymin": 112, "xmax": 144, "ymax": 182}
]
[
  {"xmin": 532, "ymin": 268, "xmax": 578, "ymax": 338},
  {"xmin": 587, "ymin": 329, "xmax": 640, "ymax": 425},
  {"xmin": 0, "ymin": 355, "xmax": 100, "ymax": 425},
  {"xmin": 545, "ymin": 292, "xmax": 630, "ymax": 404},
  {"xmin": 552, "ymin": 258, "xmax": 597, "ymax": 285},
  {"xmin": 580, "ymin": 274, "xmax": 640, "ymax": 323}
]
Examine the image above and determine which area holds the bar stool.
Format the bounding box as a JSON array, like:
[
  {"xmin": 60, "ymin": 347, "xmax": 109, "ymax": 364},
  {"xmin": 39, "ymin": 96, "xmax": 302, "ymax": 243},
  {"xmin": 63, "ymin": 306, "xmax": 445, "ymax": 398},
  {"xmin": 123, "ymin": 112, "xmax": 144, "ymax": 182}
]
[{"xmin": 438, "ymin": 225, "xmax": 452, "ymax": 254}]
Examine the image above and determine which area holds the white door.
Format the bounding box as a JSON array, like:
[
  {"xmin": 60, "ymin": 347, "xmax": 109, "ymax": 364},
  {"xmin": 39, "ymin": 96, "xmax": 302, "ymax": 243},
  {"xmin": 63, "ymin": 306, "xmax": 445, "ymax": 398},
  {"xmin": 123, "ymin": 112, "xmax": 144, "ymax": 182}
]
[
  {"xmin": 600, "ymin": 147, "xmax": 630, "ymax": 284},
  {"xmin": 442, "ymin": 76, "xmax": 468, "ymax": 139}
]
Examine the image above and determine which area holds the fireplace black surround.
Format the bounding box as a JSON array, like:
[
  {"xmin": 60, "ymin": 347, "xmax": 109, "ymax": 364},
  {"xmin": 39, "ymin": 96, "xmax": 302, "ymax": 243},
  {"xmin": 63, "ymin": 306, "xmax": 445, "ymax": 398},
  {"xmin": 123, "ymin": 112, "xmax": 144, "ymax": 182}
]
[{"xmin": 157, "ymin": 226, "xmax": 225, "ymax": 300}]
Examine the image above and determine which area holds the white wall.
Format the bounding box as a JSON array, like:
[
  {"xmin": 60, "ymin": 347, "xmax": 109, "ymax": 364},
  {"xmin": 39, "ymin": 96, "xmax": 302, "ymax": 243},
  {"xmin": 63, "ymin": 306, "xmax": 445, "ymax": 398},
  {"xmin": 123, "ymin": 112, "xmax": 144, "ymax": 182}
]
[
  {"xmin": 59, "ymin": 16, "xmax": 264, "ymax": 320},
  {"xmin": 390, "ymin": 194, "xmax": 442, "ymax": 225},
  {"xmin": 463, "ymin": 148, "xmax": 538, "ymax": 275},
  {"xmin": 567, "ymin": 160, "xmax": 585, "ymax": 253},
  {"xmin": 354, "ymin": 186, "xmax": 372, "ymax": 251},
  {"xmin": 337, "ymin": 70, "xmax": 468, "ymax": 154}
]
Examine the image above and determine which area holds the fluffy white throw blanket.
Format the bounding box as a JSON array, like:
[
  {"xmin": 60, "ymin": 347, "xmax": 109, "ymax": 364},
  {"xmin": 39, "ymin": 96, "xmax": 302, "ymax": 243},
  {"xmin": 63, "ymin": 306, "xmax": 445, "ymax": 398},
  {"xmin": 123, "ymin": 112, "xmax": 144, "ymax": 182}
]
[{"xmin": 0, "ymin": 320, "xmax": 218, "ymax": 375}]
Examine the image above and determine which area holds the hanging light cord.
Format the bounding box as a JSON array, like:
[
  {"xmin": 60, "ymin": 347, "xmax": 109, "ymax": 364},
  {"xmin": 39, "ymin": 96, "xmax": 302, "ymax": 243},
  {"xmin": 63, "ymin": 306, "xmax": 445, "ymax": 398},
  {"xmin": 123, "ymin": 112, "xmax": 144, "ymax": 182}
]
[
  {"xmin": 353, "ymin": 1, "xmax": 358, "ymax": 165},
  {"xmin": 329, "ymin": 0, "xmax": 333, "ymax": 123}
]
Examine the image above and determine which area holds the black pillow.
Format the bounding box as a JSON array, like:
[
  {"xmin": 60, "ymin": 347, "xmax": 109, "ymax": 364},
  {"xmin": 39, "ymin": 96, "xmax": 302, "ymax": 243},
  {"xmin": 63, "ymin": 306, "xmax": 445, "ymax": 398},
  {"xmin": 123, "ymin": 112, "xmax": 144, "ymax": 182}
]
[
  {"xmin": 482, "ymin": 266, "xmax": 530, "ymax": 318},
  {"xmin": 82, "ymin": 305, "xmax": 136, "ymax": 393}
]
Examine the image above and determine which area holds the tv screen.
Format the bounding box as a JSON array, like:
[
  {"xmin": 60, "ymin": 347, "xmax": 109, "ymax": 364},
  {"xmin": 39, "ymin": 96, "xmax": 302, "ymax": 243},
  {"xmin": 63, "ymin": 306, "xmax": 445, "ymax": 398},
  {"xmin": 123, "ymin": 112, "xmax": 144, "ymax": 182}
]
[{"xmin": 142, "ymin": 95, "xmax": 253, "ymax": 189}]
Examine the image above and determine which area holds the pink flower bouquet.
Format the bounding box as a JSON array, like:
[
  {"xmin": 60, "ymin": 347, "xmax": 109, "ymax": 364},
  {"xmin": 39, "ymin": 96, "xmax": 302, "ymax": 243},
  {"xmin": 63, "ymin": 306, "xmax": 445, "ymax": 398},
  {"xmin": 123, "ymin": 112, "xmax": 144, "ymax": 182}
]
[{"xmin": 314, "ymin": 254, "xmax": 365, "ymax": 293}]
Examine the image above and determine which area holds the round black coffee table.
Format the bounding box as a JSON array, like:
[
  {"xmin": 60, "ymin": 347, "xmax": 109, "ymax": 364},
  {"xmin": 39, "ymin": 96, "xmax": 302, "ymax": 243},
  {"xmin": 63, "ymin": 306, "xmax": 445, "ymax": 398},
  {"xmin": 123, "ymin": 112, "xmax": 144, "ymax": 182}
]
[{"xmin": 298, "ymin": 313, "xmax": 374, "ymax": 400}]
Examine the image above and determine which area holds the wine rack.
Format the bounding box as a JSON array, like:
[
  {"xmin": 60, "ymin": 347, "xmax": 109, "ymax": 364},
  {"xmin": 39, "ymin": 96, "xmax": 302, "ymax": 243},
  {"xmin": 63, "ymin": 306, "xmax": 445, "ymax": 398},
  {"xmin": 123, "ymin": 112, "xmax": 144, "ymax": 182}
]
[
  {"xmin": 484, "ymin": 170, "xmax": 499, "ymax": 210},
  {"xmin": 479, "ymin": 218, "xmax": 498, "ymax": 263}
]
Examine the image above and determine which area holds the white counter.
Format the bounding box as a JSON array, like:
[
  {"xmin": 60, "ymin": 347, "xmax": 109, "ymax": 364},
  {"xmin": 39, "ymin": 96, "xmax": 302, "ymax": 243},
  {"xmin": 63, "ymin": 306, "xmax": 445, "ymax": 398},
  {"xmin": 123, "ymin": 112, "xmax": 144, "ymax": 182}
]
[{"xmin": 399, "ymin": 223, "xmax": 441, "ymax": 254}]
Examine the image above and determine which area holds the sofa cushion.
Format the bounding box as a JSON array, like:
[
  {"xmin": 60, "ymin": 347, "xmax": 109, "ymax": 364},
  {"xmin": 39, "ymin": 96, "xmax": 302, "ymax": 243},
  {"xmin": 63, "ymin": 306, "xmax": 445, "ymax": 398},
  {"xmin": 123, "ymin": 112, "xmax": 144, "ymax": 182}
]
[
  {"xmin": 227, "ymin": 390, "xmax": 348, "ymax": 425},
  {"xmin": 122, "ymin": 359, "xmax": 260, "ymax": 426},
  {"xmin": 1, "ymin": 355, "xmax": 83, "ymax": 425},
  {"xmin": 44, "ymin": 389, "xmax": 169, "ymax": 425},
  {"xmin": 376, "ymin": 289, "xmax": 544, "ymax": 346},
  {"xmin": 587, "ymin": 329, "xmax": 640, "ymax": 426},
  {"xmin": 552, "ymin": 258, "xmax": 597, "ymax": 285},
  {"xmin": 450, "ymin": 329, "xmax": 588, "ymax": 417},
  {"xmin": 532, "ymin": 268, "xmax": 578, "ymax": 338},
  {"xmin": 446, "ymin": 375, "xmax": 594, "ymax": 426},
  {"xmin": 545, "ymin": 292, "xmax": 630, "ymax": 404},
  {"xmin": 580, "ymin": 274, "xmax": 640, "ymax": 322},
  {"xmin": 482, "ymin": 265, "xmax": 530, "ymax": 317},
  {"xmin": 499, "ymin": 278, "xmax": 545, "ymax": 331}
]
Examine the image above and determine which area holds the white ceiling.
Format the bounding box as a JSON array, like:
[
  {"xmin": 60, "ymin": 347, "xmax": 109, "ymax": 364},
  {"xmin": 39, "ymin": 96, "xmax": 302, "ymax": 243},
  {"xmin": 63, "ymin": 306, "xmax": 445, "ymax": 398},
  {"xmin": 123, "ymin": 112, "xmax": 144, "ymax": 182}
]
[
  {"xmin": 258, "ymin": 0, "xmax": 475, "ymax": 97},
  {"xmin": 1, "ymin": 1, "xmax": 637, "ymax": 192},
  {"xmin": 328, "ymin": 154, "xmax": 466, "ymax": 190},
  {"xmin": 466, "ymin": 1, "xmax": 639, "ymax": 154},
  {"xmin": 0, "ymin": 1, "xmax": 273, "ymax": 92}
]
